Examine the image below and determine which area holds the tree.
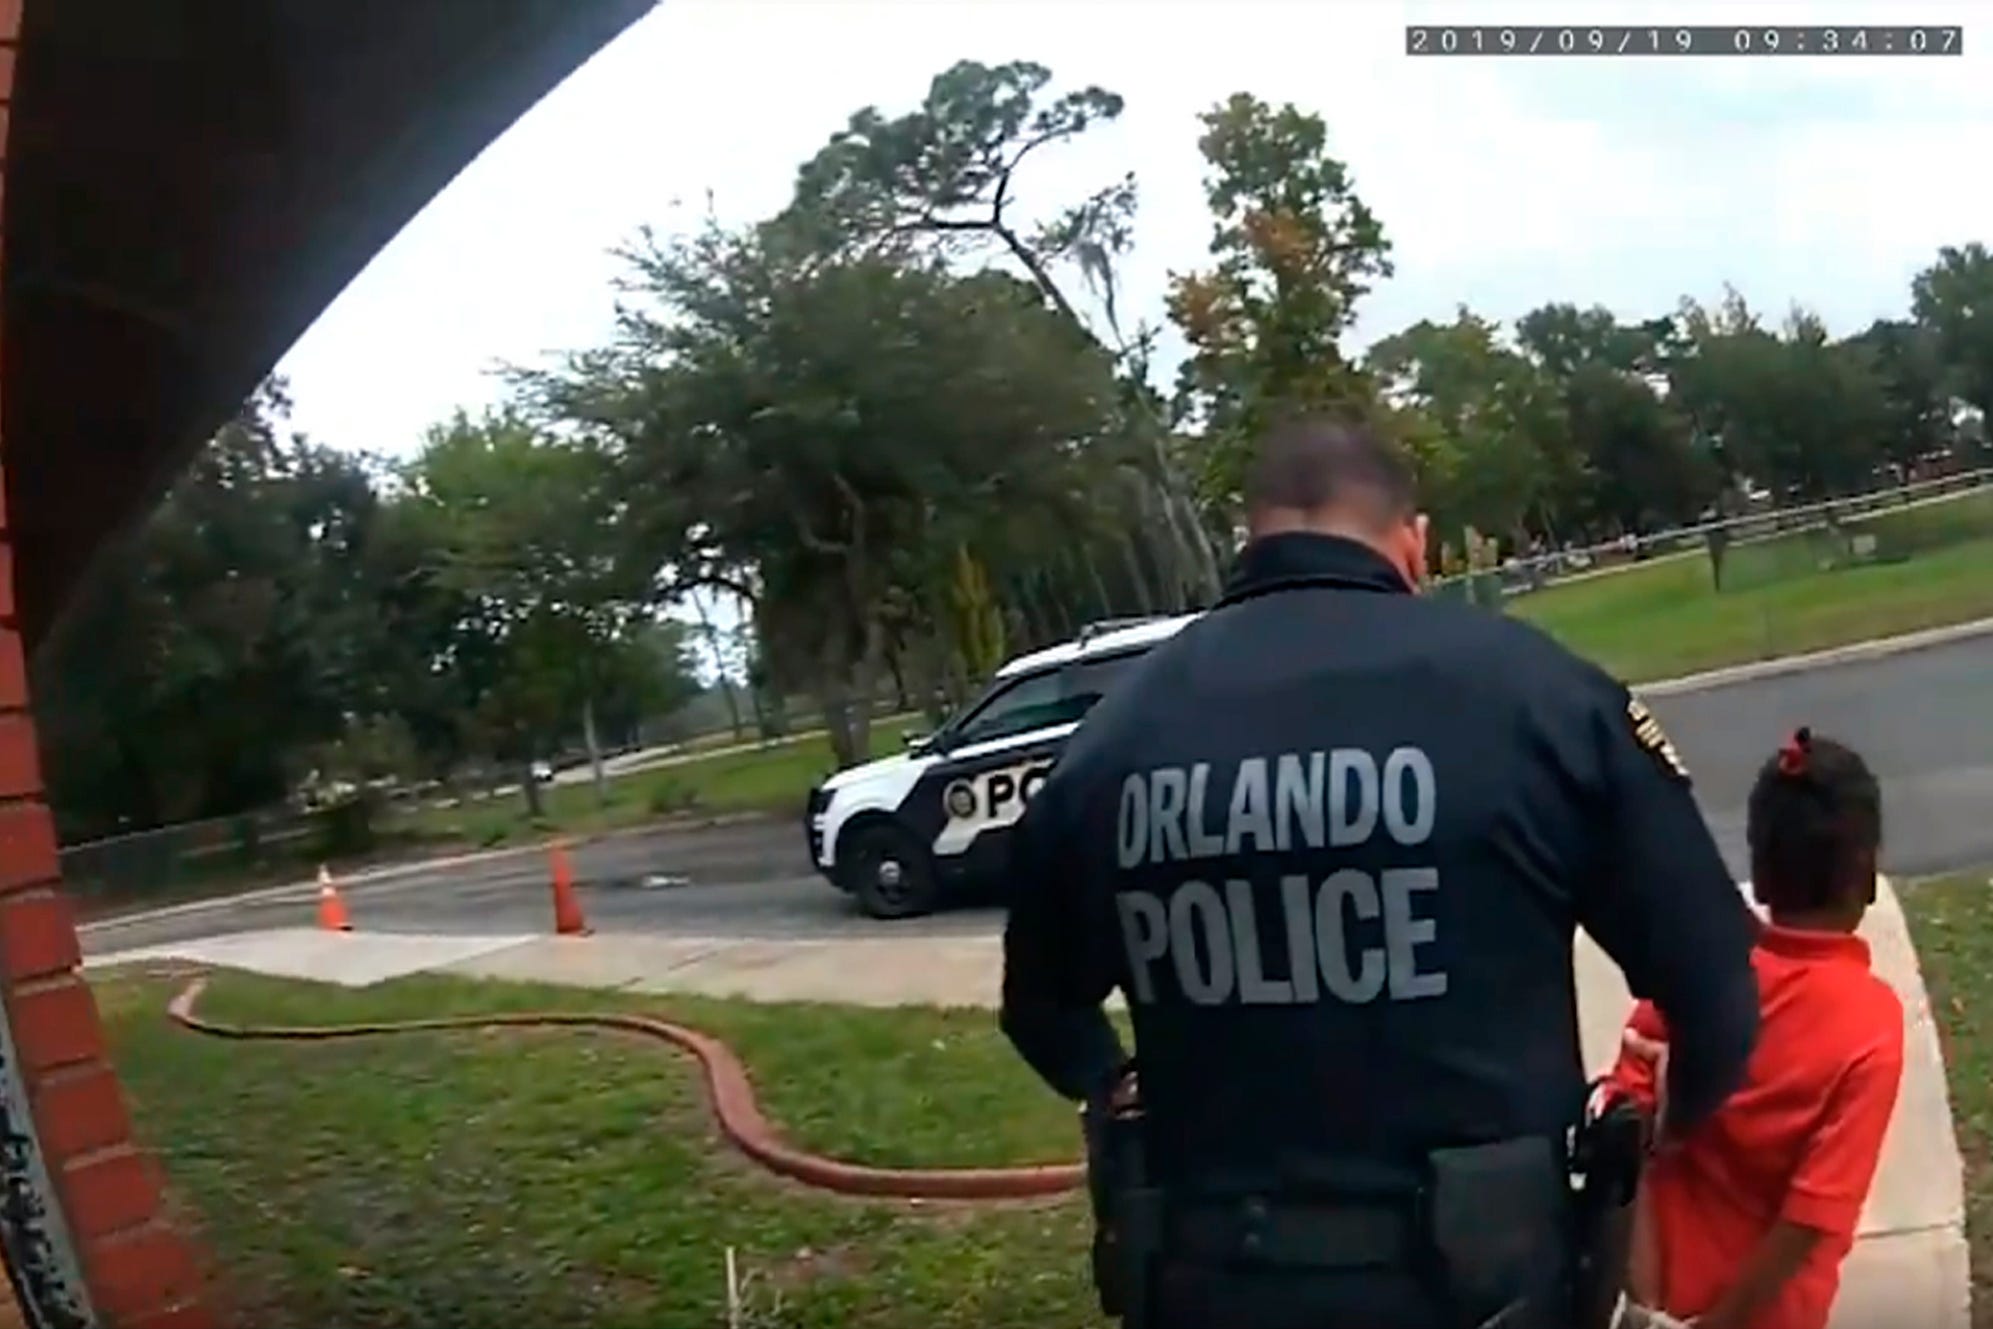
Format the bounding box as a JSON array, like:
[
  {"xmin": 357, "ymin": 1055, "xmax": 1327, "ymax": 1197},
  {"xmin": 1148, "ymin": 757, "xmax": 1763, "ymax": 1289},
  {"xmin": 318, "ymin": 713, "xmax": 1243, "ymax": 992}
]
[
  {"xmin": 786, "ymin": 59, "xmax": 1222, "ymax": 605},
  {"xmin": 529, "ymin": 216, "xmax": 1126, "ymax": 766},
  {"xmin": 1912, "ymin": 242, "xmax": 1993, "ymax": 422},
  {"xmin": 58, "ymin": 87, "xmax": 1993, "ymax": 853},
  {"xmin": 337, "ymin": 488, "xmax": 493, "ymax": 789},
  {"xmin": 947, "ymin": 544, "xmax": 1008, "ymax": 684},
  {"xmin": 1168, "ymin": 93, "xmax": 1394, "ymax": 507},
  {"xmin": 401, "ymin": 410, "xmax": 650, "ymax": 813},
  {"xmin": 1515, "ymin": 303, "xmax": 1669, "ymax": 378},
  {"xmin": 1846, "ymin": 319, "xmax": 1952, "ymax": 474},
  {"xmin": 1563, "ymin": 364, "xmax": 1716, "ymax": 534},
  {"xmin": 1667, "ymin": 296, "xmax": 1889, "ymax": 501},
  {"xmin": 789, "ymin": 59, "xmax": 1130, "ymax": 327},
  {"xmin": 1367, "ymin": 309, "xmax": 1573, "ymax": 549},
  {"xmin": 33, "ymin": 378, "xmax": 396, "ymax": 837},
  {"xmin": 1768, "ymin": 311, "xmax": 1892, "ymax": 496}
]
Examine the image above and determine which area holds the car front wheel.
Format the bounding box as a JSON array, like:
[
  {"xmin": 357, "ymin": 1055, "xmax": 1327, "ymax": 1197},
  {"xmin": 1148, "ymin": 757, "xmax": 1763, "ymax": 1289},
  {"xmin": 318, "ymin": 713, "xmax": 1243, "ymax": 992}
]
[{"xmin": 839, "ymin": 821, "xmax": 940, "ymax": 920}]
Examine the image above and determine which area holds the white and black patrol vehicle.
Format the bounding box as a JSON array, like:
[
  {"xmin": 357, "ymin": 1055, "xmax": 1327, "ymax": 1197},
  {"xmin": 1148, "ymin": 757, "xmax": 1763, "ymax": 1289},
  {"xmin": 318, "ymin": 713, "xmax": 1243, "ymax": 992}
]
[{"xmin": 804, "ymin": 614, "xmax": 1198, "ymax": 919}]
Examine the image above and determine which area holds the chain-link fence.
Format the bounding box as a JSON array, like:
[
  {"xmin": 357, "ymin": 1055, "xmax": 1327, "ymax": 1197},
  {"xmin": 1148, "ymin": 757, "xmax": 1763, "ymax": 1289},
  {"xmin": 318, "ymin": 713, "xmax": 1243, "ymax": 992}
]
[
  {"xmin": 1712, "ymin": 477, "xmax": 1992, "ymax": 594},
  {"xmin": 62, "ymin": 809, "xmax": 302, "ymax": 907},
  {"xmin": 1434, "ymin": 467, "xmax": 1993, "ymax": 611},
  {"xmin": 1428, "ymin": 469, "xmax": 1993, "ymax": 682},
  {"xmin": 57, "ymin": 794, "xmax": 419, "ymax": 911}
]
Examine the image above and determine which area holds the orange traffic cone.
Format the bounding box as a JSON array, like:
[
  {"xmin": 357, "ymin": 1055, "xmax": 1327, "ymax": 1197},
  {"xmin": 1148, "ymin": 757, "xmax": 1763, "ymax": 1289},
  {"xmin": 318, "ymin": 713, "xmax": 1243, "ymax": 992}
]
[
  {"xmin": 316, "ymin": 865, "xmax": 352, "ymax": 932},
  {"xmin": 549, "ymin": 840, "xmax": 590, "ymax": 936}
]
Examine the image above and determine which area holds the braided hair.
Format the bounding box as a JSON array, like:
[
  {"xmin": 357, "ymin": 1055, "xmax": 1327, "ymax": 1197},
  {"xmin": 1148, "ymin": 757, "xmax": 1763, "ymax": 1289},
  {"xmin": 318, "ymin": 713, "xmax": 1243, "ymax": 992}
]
[{"xmin": 1746, "ymin": 727, "xmax": 1883, "ymax": 916}]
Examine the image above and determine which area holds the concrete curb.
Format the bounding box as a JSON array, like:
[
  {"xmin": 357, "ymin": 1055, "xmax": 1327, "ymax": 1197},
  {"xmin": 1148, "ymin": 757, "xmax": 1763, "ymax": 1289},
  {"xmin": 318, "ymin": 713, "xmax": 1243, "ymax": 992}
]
[
  {"xmin": 1637, "ymin": 616, "xmax": 1993, "ymax": 699},
  {"xmin": 165, "ymin": 975, "xmax": 1083, "ymax": 1202}
]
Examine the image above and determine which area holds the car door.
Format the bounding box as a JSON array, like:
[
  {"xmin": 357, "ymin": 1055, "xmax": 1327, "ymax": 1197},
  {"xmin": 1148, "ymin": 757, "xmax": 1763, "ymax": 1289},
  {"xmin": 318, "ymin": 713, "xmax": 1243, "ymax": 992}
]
[{"xmin": 902, "ymin": 649, "xmax": 1147, "ymax": 879}]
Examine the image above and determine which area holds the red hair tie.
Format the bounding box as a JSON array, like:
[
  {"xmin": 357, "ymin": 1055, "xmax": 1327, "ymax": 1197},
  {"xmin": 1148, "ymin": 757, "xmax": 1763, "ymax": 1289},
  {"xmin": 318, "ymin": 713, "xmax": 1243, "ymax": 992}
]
[{"xmin": 1777, "ymin": 726, "xmax": 1813, "ymax": 776}]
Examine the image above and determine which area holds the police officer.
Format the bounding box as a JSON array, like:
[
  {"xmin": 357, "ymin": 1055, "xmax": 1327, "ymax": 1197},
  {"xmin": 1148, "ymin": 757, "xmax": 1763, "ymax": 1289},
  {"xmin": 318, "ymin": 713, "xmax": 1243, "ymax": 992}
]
[{"xmin": 999, "ymin": 414, "xmax": 1761, "ymax": 1329}]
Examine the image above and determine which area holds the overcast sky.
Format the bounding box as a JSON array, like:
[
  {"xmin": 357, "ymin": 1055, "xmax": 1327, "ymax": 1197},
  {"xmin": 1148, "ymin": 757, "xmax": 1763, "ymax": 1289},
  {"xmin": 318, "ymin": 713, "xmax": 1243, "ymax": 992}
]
[{"xmin": 273, "ymin": 0, "xmax": 1989, "ymax": 458}]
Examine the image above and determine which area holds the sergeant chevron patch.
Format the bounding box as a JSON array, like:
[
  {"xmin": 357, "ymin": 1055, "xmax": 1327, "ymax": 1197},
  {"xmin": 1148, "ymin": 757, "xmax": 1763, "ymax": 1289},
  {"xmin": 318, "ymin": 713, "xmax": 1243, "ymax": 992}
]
[{"xmin": 1628, "ymin": 697, "xmax": 1690, "ymax": 784}]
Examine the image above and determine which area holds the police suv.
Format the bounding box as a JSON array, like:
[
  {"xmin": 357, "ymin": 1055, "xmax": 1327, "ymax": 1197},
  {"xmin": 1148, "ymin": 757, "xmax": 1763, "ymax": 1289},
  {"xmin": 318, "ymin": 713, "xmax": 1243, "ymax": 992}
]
[{"xmin": 805, "ymin": 614, "xmax": 1198, "ymax": 919}]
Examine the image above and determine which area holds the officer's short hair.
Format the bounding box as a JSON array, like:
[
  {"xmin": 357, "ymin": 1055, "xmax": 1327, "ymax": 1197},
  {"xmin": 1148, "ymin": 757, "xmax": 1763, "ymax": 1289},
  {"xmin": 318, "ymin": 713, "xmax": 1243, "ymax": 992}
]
[{"xmin": 1243, "ymin": 414, "xmax": 1417, "ymax": 526}]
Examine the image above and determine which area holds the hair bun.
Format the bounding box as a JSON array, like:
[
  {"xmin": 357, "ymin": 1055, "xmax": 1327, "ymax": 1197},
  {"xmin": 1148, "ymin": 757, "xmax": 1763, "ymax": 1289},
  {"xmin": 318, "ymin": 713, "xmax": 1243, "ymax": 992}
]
[{"xmin": 1776, "ymin": 726, "xmax": 1813, "ymax": 777}]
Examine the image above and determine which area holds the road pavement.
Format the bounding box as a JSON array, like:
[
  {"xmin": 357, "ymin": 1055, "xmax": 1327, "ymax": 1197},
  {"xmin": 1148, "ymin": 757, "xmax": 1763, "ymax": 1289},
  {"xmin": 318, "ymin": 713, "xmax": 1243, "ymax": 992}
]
[
  {"xmin": 80, "ymin": 632, "xmax": 1993, "ymax": 957},
  {"xmin": 1661, "ymin": 630, "xmax": 1993, "ymax": 878}
]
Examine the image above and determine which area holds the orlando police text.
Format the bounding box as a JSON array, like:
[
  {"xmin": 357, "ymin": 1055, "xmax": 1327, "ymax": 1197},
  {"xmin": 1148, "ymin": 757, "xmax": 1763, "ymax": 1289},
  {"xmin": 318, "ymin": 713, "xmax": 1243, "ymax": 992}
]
[{"xmin": 1114, "ymin": 747, "xmax": 1444, "ymax": 1007}]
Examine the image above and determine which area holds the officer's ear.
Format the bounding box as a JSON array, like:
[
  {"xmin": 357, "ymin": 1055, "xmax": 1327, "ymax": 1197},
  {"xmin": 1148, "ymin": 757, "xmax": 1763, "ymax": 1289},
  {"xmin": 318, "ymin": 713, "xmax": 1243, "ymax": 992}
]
[{"xmin": 1394, "ymin": 511, "xmax": 1432, "ymax": 591}]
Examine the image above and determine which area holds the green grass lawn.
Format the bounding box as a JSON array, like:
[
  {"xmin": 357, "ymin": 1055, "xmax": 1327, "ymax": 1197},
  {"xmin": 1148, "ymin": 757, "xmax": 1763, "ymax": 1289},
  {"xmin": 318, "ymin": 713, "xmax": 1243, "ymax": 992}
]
[
  {"xmin": 102, "ymin": 969, "xmax": 1115, "ymax": 1329},
  {"xmin": 1511, "ymin": 488, "xmax": 1993, "ymax": 682},
  {"xmin": 1513, "ymin": 532, "xmax": 1993, "ymax": 682},
  {"xmin": 1899, "ymin": 870, "xmax": 1993, "ymax": 1327},
  {"xmin": 102, "ymin": 872, "xmax": 1993, "ymax": 1328},
  {"xmin": 378, "ymin": 725, "xmax": 907, "ymax": 848}
]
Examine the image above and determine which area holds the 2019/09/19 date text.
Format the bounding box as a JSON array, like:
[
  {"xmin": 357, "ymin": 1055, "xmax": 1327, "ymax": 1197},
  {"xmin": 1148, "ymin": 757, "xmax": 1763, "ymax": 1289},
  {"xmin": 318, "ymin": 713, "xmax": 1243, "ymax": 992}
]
[{"xmin": 1405, "ymin": 26, "xmax": 1962, "ymax": 57}]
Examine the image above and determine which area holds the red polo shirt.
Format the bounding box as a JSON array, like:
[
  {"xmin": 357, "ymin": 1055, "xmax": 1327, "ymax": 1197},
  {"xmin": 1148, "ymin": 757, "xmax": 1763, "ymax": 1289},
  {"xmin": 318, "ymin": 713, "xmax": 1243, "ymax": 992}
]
[{"xmin": 1607, "ymin": 924, "xmax": 1904, "ymax": 1329}]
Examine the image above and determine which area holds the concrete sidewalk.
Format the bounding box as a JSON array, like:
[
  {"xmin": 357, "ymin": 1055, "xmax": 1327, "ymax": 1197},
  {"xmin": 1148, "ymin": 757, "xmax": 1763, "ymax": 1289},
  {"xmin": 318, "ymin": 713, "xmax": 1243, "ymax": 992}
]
[
  {"xmin": 89, "ymin": 878, "xmax": 1968, "ymax": 1329},
  {"xmin": 89, "ymin": 928, "xmax": 540, "ymax": 988}
]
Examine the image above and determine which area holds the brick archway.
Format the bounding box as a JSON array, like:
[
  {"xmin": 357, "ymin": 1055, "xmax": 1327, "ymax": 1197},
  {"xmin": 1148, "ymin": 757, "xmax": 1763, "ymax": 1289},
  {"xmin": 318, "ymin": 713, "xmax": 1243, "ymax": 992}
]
[
  {"xmin": 0, "ymin": 9, "xmax": 212, "ymax": 1320},
  {"xmin": 0, "ymin": 3, "xmax": 654, "ymax": 1324}
]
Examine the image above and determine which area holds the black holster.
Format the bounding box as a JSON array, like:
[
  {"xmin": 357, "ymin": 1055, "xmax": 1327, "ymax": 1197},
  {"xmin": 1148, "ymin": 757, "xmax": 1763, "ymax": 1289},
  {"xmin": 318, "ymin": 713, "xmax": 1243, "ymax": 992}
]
[
  {"xmin": 1423, "ymin": 1088, "xmax": 1650, "ymax": 1329},
  {"xmin": 1568, "ymin": 1090, "xmax": 1650, "ymax": 1329},
  {"xmin": 1082, "ymin": 1091, "xmax": 1160, "ymax": 1327}
]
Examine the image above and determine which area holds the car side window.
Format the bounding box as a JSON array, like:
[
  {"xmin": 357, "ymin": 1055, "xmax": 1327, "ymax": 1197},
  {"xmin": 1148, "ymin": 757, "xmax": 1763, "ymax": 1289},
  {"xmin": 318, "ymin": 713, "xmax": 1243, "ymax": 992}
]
[
  {"xmin": 949, "ymin": 671, "xmax": 1070, "ymax": 747},
  {"xmin": 1059, "ymin": 651, "xmax": 1143, "ymax": 720}
]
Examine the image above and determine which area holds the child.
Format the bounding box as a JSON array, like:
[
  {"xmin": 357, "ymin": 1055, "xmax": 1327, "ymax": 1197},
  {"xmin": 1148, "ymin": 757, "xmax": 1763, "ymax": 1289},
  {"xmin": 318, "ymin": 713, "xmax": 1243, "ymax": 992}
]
[{"xmin": 1607, "ymin": 727, "xmax": 1904, "ymax": 1329}]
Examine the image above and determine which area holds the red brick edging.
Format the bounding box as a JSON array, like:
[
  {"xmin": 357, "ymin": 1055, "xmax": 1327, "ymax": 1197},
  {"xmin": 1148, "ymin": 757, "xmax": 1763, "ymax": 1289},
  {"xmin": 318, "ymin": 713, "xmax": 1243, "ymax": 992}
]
[
  {"xmin": 0, "ymin": 3, "xmax": 214, "ymax": 1324},
  {"xmin": 166, "ymin": 976, "xmax": 1085, "ymax": 1202}
]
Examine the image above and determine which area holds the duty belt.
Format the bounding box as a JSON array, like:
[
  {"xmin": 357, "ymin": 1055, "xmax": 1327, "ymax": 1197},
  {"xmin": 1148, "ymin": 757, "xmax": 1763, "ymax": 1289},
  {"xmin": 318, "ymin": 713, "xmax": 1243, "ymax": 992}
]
[{"xmin": 1165, "ymin": 1196, "xmax": 1416, "ymax": 1269}]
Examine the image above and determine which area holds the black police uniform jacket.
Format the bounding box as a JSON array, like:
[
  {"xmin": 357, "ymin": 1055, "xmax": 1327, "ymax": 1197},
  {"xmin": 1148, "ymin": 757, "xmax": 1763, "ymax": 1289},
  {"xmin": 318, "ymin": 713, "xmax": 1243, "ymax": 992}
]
[{"xmin": 1000, "ymin": 532, "xmax": 1759, "ymax": 1195}]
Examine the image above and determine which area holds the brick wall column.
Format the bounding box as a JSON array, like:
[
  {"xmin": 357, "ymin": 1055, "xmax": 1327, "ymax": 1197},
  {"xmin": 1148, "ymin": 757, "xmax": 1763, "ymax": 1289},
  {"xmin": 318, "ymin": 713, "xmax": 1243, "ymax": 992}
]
[{"xmin": 0, "ymin": 4, "xmax": 214, "ymax": 1326}]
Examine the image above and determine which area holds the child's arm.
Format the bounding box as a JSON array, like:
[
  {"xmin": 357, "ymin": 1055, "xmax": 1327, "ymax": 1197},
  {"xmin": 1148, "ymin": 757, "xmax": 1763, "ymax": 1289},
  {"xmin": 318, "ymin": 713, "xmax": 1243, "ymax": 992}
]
[
  {"xmin": 1687, "ymin": 1222, "xmax": 1822, "ymax": 1329},
  {"xmin": 1606, "ymin": 999, "xmax": 1670, "ymax": 1114},
  {"xmin": 1692, "ymin": 1033, "xmax": 1904, "ymax": 1329}
]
